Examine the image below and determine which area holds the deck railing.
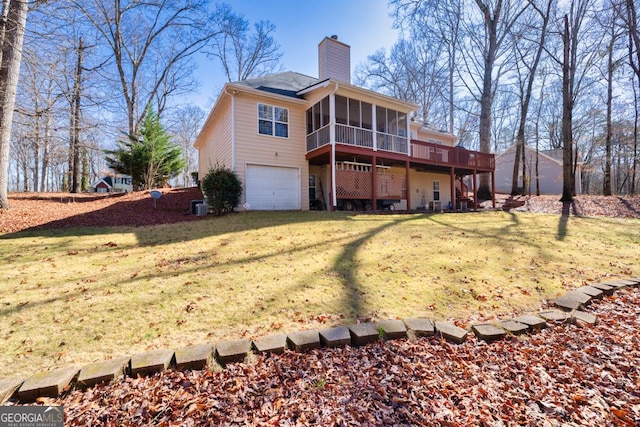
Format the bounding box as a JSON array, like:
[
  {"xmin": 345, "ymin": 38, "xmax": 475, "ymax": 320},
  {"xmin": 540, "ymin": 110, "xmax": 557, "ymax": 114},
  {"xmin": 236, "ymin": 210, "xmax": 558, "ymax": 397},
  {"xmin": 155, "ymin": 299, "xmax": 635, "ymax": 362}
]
[
  {"xmin": 306, "ymin": 126, "xmax": 494, "ymax": 171},
  {"xmin": 306, "ymin": 124, "xmax": 331, "ymax": 151},
  {"xmin": 335, "ymin": 124, "xmax": 374, "ymax": 148},
  {"xmin": 377, "ymin": 132, "xmax": 408, "ymax": 154},
  {"xmin": 410, "ymin": 140, "xmax": 494, "ymax": 170}
]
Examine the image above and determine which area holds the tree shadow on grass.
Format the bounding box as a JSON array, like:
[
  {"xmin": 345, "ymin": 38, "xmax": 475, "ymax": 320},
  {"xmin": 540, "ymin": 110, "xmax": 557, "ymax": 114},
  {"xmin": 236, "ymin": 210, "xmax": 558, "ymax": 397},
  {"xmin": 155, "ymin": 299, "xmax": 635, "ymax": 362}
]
[
  {"xmin": 557, "ymin": 201, "xmax": 582, "ymax": 241},
  {"xmin": 0, "ymin": 187, "xmax": 342, "ymax": 247}
]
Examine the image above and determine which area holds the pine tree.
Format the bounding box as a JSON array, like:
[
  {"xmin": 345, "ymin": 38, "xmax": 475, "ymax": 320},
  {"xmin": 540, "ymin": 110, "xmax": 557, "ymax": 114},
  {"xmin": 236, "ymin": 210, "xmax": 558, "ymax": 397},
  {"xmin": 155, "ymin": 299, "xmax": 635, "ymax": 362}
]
[{"xmin": 106, "ymin": 109, "xmax": 186, "ymax": 190}]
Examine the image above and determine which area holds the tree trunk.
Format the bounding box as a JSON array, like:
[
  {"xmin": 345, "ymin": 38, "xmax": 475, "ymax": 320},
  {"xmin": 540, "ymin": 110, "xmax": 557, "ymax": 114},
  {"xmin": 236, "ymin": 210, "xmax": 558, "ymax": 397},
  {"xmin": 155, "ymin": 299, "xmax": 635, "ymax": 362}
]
[
  {"xmin": 603, "ymin": 18, "xmax": 617, "ymax": 196},
  {"xmin": 560, "ymin": 15, "xmax": 574, "ymax": 202},
  {"xmin": 475, "ymin": 0, "xmax": 500, "ymax": 200},
  {"xmin": 0, "ymin": 0, "xmax": 28, "ymax": 208},
  {"xmin": 632, "ymin": 77, "xmax": 638, "ymax": 195},
  {"xmin": 71, "ymin": 38, "xmax": 83, "ymax": 193}
]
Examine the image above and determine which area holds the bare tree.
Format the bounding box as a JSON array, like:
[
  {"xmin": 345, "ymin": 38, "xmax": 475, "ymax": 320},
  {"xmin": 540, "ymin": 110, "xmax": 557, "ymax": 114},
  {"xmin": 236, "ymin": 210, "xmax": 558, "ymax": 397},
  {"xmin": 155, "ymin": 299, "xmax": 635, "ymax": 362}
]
[
  {"xmin": 600, "ymin": 3, "xmax": 626, "ymax": 195},
  {"xmin": 540, "ymin": 0, "xmax": 603, "ymax": 201},
  {"xmin": 167, "ymin": 104, "xmax": 204, "ymax": 187},
  {"xmin": 355, "ymin": 38, "xmax": 448, "ymax": 125},
  {"xmin": 510, "ymin": 0, "xmax": 553, "ymax": 196},
  {"xmin": 390, "ymin": 0, "xmax": 463, "ymax": 133},
  {"xmin": 206, "ymin": 4, "xmax": 282, "ymax": 82},
  {"xmin": 0, "ymin": 0, "xmax": 28, "ymax": 209},
  {"xmin": 467, "ymin": 0, "xmax": 531, "ymax": 199},
  {"xmin": 72, "ymin": 0, "xmax": 223, "ymax": 137}
]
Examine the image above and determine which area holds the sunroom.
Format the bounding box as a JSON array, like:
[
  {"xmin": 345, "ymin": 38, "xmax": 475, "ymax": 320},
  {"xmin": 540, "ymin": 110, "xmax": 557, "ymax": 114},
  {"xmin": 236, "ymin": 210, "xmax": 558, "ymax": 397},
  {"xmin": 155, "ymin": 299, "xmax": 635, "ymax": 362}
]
[{"xmin": 303, "ymin": 88, "xmax": 495, "ymax": 212}]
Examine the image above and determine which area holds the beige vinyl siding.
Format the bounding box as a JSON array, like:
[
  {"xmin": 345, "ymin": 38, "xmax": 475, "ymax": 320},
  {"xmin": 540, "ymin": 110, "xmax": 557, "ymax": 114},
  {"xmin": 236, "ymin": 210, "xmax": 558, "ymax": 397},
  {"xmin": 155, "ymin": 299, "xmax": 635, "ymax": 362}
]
[
  {"xmin": 494, "ymin": 145, "xmax": 581, "ymax": 195},
  {"xmin": 233, "ymin": 92, "xmax": 309, "ymax": 210},
  {"xmin": 197, "ymin": 96, "xmax": 233, "ymax": 178},
  {"xmin": 409, "ymin": 170, "xmax": 452, "ymax": 210},
  {"xmin": 318, "ymin": 37, "xmax": 350, "ymax": 83},
  {"xmin": 410, "ymin": 123, "xmax": 457, "ymax": 147}
]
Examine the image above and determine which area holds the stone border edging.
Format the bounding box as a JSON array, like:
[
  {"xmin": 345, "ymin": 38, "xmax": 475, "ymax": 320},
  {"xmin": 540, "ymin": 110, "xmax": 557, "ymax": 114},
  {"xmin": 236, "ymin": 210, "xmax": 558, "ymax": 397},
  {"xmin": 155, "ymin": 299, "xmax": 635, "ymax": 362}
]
[{"xmin": 1, "ymin": 277, "xmax": 638, "ymax": 404}]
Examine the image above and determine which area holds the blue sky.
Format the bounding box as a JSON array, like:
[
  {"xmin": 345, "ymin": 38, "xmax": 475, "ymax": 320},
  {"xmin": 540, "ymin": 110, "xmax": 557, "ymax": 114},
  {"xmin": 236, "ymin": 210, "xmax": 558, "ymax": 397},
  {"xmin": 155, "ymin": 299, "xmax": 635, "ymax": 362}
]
[{"xmin": 193, "ymin": 0, "xmax": 400, "ymax": 108}]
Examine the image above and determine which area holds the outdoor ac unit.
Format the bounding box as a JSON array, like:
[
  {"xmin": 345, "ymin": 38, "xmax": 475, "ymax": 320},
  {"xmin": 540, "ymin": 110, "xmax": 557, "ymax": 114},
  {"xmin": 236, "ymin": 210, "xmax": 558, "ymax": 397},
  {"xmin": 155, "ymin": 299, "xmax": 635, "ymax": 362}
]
[{"xmin": 196, "ymin": 203, "xmax": 208, "ymax": 216}]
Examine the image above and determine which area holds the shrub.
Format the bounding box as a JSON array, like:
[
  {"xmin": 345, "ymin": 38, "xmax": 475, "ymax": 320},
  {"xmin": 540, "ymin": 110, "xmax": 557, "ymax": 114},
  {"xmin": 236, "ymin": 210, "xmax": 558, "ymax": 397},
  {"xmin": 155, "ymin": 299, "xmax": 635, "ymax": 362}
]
[{"xmin": 201, "ymin": 164, "xmax": 243, "ymax": 216}]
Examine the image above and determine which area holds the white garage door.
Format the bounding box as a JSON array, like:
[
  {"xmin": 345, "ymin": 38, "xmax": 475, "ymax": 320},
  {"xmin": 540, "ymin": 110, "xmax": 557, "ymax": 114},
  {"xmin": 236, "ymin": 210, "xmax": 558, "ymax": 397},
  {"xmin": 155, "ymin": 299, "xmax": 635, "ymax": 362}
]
[{"xmin": 246, "ymin": 165, "xmax": 301, "ymax": 210}]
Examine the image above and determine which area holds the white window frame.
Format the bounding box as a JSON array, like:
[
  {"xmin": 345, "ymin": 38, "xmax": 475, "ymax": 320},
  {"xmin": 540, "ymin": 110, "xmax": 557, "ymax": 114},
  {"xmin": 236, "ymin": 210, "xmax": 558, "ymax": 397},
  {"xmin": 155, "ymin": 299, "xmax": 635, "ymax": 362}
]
[
  {"xmin": 433, "ymin": 180, "xmax": 440, "ymax": 201},
  {"xmin": 258, "ymin": 103, "xmax": 289, "ymax": 138}
]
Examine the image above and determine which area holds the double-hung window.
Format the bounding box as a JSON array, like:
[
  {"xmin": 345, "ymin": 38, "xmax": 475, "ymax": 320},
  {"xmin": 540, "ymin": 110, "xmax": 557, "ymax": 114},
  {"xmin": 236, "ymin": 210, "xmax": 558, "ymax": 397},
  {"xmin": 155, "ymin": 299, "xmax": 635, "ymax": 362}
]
[{"xmin": 258, "ymin": 103, "xmax": 289, "ymax": 138}]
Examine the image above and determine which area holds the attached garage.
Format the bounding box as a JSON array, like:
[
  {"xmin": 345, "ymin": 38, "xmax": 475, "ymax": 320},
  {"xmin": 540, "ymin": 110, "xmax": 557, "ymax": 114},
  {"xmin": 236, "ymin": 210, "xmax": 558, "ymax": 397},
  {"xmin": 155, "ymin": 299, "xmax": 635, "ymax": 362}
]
[{"xmin": 245, "ymin": 164, "xmax": 301, "ymax": 210}]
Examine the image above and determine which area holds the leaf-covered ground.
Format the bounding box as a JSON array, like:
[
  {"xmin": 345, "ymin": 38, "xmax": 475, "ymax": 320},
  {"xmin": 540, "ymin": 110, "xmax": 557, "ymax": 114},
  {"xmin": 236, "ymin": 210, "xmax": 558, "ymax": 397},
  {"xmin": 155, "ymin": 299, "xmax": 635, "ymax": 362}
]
[
  {"xmin": 495, "ymin": 194, "xmax": 640, "ymax": 219},
  {"xmin": 0, "ymin": 188, "xmax": 203, "ymax": 233},
  {"xmin": 45, "ymin": 288, "xmax": 640, "ymax": 426},
  {"xmin": 1, "ymin": 191, "xmax": 639, "ymax": 234}
]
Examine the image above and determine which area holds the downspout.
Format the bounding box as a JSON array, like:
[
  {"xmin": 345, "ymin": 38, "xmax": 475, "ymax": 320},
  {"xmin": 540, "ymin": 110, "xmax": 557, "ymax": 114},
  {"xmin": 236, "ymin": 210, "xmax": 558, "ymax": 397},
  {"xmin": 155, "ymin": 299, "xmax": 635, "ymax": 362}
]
[
  {"xmin": 330, "ymin": 82, "xmax": 339, "ymax": 211},
  {"xmin": 225, "ymin": 87, "xmax": 237, "ymax": 171},
  {"xmin": 231, "ymin": 91, "xmax": 236, "ymax": 171}
]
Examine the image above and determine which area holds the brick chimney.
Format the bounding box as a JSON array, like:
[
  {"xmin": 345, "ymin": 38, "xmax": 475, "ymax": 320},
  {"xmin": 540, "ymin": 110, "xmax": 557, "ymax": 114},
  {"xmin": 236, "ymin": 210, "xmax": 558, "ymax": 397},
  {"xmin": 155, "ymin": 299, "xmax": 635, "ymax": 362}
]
[{"xmin": 318, "ymin": 35, "xmax": 351, "ymax": 84}]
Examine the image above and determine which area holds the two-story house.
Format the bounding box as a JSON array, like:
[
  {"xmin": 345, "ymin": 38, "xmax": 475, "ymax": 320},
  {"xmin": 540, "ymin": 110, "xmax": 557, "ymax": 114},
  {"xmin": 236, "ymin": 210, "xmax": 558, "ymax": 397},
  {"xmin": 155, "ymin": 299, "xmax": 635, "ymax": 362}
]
[{"xmin": 195, "ymin": 36, "xmax": 494, "ymax": 211}]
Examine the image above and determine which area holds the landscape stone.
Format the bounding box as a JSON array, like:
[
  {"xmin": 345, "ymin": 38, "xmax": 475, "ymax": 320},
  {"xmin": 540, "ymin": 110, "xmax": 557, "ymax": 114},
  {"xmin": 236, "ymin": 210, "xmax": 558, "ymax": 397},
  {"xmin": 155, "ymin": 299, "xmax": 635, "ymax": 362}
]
[
  {"xmin": 0, "ymin": 377, "xmax": 24, "ymax": 404},
  {"xmin": 18, "ymin": 366, "xmax": 79, "ymax": 402},
  {"xmin": 572, "ymin": 310, "xmax": 597, "ymax": 325},
  {"xmin": 130, "ymin": 349, "xmax": 175, "ymax": 377},
  {"xmin": 77, "ymin": 357, "xmax": 129, "ymax": 389},
  {"xmin": 175, "ymin": 344, "xmax": 214, "ymax": 370},
  {"xmin": 554, "ymin": 291, "xmax": 591, "ymax": 311},
  {"xmin": 628, "ymin": 277, "xmax": 640, "ymax": 286},
  {"xmin": 603, "ymin": 280, "xmax": 630, "ymax": 289},
  {"xmin": 498, "ymin": 320, "xmax": 529, "ymax": 335},
  {"xmin": 377, "ymin": 319, "xmax": 407, "ymax": 340},
  {"xmin": 287, "ymin": 330, "xmax": 321, "ymax": 352},
  {"xmin": 472, "ymin": 324, "xmax": 506, "ymax": 342},
  {"xmin": 588, "ymin": 282, "xmax": 616, "ymax": 294},
  {"xmin": 253, "ymin": 333, "xmax": 287, "ymax": 354},
  {"xmin": 319, "ymin": 327, "xmax": 352, "ymax": 347},
  {"xmin": 538, "ymin": 310, "xmax": 571, "ymax": 323},
  {"xmin": 434, "ymin": 321, "xmax": 468, "ymax": 344},
  {"xmin": 403, "ymin": 318, "xmax": 435, "ymax": 337},
  {"xmin": 617, "ymin": 279, "xmax": 639, "ymax": 286},
  {"xmin": 348, "ymin": 323, "xmax": 380, "ymax": 346},
  {"xmin": 575, "ymin": 285, "xmax": 604, "ymax": 299},
  {"xmin": 512, "ymin": 314, "xmax": 547, "ymax": 330},
  {"xmin": 216, "ymin": 339, "xmax": 251, "ymax": 365}
]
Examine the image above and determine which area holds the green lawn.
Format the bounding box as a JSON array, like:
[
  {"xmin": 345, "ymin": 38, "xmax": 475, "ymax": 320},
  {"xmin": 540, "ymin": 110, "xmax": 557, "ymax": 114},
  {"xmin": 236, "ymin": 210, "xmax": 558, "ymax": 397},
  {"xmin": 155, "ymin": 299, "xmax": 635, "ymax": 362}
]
[{"xmin": 0, "ymin": 210, "xmax": 638, "ymax": 379}]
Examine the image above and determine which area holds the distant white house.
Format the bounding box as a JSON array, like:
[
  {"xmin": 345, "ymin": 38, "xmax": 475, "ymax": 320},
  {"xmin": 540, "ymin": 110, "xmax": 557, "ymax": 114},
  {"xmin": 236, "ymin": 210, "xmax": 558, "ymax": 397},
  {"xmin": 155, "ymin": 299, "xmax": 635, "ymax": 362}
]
[
  {"xmin": 89, "ymin": 174, "xmax": 133, "ymax": 193},
  {"xmin": 495, "ymin": 144, "xmax": 582, "ymax": 195}
]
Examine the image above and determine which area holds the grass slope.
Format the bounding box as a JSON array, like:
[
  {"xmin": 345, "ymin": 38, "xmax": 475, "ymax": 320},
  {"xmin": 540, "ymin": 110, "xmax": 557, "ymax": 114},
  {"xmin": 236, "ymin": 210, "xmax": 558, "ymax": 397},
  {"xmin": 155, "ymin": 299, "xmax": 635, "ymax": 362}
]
[{"xmin": 0, "ymin": 211, "xmax": 637, "ymax": 379}]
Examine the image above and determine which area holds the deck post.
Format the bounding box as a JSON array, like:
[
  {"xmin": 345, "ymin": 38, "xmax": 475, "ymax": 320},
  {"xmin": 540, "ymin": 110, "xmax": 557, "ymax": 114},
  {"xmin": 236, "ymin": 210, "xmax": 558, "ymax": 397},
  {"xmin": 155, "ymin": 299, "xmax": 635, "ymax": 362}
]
[
  {"xmin": 330, "ymin": 145, "xmax": 336, "ymax": 211},
  {"xmin": 473, "ymin": 169, "xmax": 478, "ymax": 211},
  {"xmin": 372, "ymin": 154, "xmax": 377, "ymax": 212},
  {"xmin": 405, "ymin": 160, "xmax": 411, "ymax": 210},
  {"xmin": 491, "ymin": 171, "xmax": 496, "ymax": 208},
  {"xmin": 450, "ymin": 167, "xmax": 456, "ymax": 211}
]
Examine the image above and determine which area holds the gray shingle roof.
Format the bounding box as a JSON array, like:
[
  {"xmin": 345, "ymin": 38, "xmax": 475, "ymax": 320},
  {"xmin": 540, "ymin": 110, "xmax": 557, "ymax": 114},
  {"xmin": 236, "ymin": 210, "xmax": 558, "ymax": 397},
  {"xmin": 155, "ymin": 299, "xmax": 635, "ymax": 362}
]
[{"xmin": 235, "ymin": 71, "xmax": 320, "ymax": 98}]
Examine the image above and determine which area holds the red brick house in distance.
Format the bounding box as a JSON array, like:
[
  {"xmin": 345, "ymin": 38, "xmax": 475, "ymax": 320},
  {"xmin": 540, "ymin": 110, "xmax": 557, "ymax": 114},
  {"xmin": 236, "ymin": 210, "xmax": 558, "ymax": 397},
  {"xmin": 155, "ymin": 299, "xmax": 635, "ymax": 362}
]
[{"xmin": 195, "ymin": 36, "xmax": 494, "ymax": 211}]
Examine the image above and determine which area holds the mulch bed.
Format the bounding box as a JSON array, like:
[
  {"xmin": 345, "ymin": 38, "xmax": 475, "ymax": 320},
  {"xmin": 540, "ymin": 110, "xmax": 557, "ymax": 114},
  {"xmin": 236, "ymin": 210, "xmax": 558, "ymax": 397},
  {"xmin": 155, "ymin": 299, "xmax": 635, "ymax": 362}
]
[
  {"xmin": 2, "ymin": 191, "xmax": 638, "ymax": 235},
  {"xmin": 40, "ymin": 288, "xmax": 640, "ymax": 426},
  {"xmin": 492, "ymin": 194, "xmax": 640, "ymax": 219},
  {"xmin": 0, "ymin": 188, "xmax": 204, "ymax": 233}
]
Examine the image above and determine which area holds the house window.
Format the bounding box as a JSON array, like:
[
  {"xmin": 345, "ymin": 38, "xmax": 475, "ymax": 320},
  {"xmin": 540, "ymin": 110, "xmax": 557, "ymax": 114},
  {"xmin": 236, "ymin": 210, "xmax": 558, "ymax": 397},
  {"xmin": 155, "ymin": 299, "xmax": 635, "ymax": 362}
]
[
  {"xmin": 258, "ymin": 103, "xmax": 288, "ymax": 137},
  {"xmin": 433, "ymin": 180, "xmax": 440, "ymax": 201},
  {"xmin": 309, "ymin": 174, "xmax": 316, "ymax": 201}
]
